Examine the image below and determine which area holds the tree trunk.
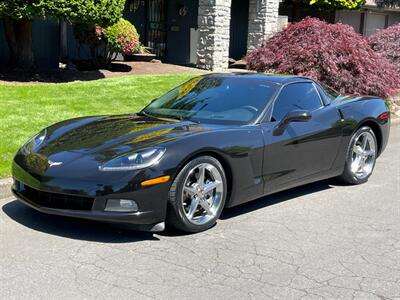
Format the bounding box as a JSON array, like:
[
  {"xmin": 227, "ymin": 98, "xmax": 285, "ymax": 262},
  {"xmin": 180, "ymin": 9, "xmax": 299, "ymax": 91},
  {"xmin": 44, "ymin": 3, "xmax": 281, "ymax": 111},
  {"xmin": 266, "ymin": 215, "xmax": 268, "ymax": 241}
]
[{"xmin": 3, "ymin": 18, "xmax": 34, "ymax": 69}]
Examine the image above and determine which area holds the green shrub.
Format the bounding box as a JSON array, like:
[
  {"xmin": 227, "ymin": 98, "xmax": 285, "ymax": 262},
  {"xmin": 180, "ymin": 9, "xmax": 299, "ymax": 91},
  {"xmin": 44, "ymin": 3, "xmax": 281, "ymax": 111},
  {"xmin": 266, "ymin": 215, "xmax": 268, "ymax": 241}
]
[{"xmin": 0, "ymin": 0, "xmax": 125, "ymax": 27}]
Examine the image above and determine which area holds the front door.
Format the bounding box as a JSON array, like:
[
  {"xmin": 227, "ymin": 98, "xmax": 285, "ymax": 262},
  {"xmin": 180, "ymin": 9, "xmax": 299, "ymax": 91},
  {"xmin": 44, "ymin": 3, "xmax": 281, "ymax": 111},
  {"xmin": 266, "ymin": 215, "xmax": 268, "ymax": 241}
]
[
  {"xmin": 147, "ymin": 0, "xmax": 168, "ymax": 58},
  {"xmin": 229, "ymin": 0, "xmax": 249, "ymax": 60},
  {"xmin": 261, "ymin": 82, "xmax": 342, "ymax": 193}
]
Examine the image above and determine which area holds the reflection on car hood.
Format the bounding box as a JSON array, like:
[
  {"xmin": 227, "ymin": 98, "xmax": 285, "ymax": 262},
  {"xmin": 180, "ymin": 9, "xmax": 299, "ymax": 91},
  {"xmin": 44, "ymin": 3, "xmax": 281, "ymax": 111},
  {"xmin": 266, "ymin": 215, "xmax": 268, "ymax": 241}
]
[{"xmin": 35, "ymin": 114, "xmax": 212, "ymax": 162}]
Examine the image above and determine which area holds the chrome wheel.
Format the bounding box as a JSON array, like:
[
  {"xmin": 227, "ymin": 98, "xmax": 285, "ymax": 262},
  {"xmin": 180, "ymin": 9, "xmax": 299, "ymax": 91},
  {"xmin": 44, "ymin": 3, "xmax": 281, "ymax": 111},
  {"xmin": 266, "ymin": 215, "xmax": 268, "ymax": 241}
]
[
  {"xmin": 181, "ymin": 163, "xmax": 224, "ymax": 225},
  {"xmin": 350, "ymin": 131, "xmax": 376, "ymax": 180}
]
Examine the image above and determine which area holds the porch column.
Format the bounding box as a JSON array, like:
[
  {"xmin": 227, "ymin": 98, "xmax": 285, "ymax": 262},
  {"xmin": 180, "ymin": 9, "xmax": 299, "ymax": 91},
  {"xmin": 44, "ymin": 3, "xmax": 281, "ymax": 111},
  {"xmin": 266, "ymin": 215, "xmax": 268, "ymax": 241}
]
[
  {"xmin": 197, "ymin": 0, "xmax": 232, "ymax": 71},
  {"xmin": 247, "ymin": 0, "xmax": 279, "ymax": 51}
]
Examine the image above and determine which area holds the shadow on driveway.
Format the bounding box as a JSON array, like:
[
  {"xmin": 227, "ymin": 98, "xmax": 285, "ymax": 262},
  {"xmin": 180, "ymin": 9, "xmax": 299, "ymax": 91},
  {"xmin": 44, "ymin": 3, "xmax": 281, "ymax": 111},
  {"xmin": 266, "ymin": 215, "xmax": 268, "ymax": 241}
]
[
  {"xmin": 2, "ymin": 179, "xmax": 339, "ymax": 242},
  {"xmin": 2, "ymin": 200, "xmax": 158, "ymax": 243},
  {"xmin": 221, "ymin": 179, "xmax": 335, "ymax": 219}
]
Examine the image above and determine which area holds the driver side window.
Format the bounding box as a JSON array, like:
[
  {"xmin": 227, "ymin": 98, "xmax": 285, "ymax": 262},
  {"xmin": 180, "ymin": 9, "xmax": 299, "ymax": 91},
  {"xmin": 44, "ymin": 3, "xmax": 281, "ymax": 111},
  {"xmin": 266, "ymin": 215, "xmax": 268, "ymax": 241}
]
[{"xmin": 271, "ymin": 82, "xmax": 322, "ymax": 122}]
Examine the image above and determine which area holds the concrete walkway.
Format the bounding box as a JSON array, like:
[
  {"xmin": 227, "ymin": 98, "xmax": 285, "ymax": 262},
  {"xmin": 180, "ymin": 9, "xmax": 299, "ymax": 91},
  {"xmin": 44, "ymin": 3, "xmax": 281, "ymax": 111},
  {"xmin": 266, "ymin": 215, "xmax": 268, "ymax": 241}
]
[{"xmin": 0, "ymin": 178, "xmax": 12, "ymax": 200}]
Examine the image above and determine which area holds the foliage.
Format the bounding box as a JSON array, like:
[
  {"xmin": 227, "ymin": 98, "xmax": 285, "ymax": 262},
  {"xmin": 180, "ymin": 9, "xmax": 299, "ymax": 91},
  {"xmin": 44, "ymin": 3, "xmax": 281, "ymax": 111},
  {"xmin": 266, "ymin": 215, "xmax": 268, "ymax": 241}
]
[
  {"xmin": 246, "ymin": 17, "xmax": 400, "ymax": 98},
  {"xmin": 308, "ymin": 0, "xmax": 365, "ymax": 9},
  {"xmin": 75, "ymin": 18, "xmax": 140, "ymax": 67},
  {"xmin": 368, "ymin": 23, "xmax": 400, "ymax": 74},
  {"xmin": 0, "ymin": 0, "xmax": 125, "ymax": 27},
  {"xmin": 101, "ymin": 19, "xmax": 140, "ymax": 57},
  {"xmin": 135, "ymin": 44, "xmax": 153, "ymax": 54},
  {"xmin": 0, "ymin": 74, "xmax": 195, "ymax": 178}
]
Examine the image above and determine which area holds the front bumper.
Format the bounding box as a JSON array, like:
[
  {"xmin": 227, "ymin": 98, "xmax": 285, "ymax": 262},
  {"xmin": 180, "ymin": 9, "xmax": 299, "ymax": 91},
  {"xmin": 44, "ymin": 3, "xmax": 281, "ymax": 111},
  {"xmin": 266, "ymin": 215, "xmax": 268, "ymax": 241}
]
[{"xmin": 11, "ymin": 161, "xmax": 170, "ymax": 231}]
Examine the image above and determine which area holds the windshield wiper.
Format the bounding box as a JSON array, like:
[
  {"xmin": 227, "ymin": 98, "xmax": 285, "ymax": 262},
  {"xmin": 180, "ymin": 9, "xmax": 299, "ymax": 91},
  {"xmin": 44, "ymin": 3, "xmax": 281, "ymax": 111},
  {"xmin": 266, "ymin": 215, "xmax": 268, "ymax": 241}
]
[
  {"xmin": 138, "ymin": 111, "xmax": 199, "ymax": 123},
  {"xmin": 165, "ymin": 115, "xmax": 199, "ymax": 123},
  {"xmin": 137, "ymin": 111, "xmax": 155, "ymax": 118}
]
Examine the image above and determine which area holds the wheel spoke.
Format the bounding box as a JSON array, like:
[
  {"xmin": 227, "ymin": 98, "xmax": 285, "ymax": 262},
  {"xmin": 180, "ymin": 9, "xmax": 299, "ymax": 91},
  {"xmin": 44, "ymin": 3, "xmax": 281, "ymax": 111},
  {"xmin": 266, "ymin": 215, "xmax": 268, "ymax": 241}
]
[
  {"xmin": 353, "ymin": 146, "xmax": 363, "ymax": 155},
  {"xmin": 199, "ymin": 199, "xmax": 212, "ymax": 215},
  {"xmin": 359, "ymin": 158, "xmax": 366, "ymax": 170},
  {"xmin": 203, "ymin": 181, "xmax": 221, "ymax": 194},
  {"xmin": 363, "ymin": 150, "xmax": 375, "ymax": 157},
  {"xmin": 197, "ymin": 165, "xmax": 205, "ymax": 188},
  {"xmin": 184, "ymin": 186, "xmax": 197, "ymax": 196},
  {"xmin": 187, "ymin": 197, "xmax": 200, "ymax": 219},
  {"xmin": 361, "ymin": 134, "xmax": 368, "ymax": 150},
  {"xmin": 351, "ymin": 156, "xmax": 362, "ymax": 173}
]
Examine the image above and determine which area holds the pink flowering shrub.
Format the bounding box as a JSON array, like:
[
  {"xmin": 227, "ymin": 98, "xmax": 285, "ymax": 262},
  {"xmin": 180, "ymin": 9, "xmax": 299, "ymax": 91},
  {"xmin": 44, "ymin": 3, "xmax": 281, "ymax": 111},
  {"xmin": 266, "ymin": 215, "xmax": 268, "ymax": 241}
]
[
  {"xmin": 74, "ymin": 18, "xmax": 139, "ymax": 68},
  {"xmin": 368, "ymin": 23, "xmax": 400, "ymax": 74},
  {"xmin": 101, "ymin": 19, "xmax": 140, "ymax": 56},
  {"xmin": 246, "ymin": 17, "xmax": 399, "ymax": 98}
]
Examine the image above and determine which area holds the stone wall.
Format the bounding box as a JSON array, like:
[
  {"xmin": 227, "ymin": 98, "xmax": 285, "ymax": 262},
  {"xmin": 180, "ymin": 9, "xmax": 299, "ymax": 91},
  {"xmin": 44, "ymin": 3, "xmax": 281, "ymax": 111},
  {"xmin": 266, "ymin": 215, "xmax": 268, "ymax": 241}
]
[
  {"xmin": 196, "ymin": 0, "xmax": 279, "ymax": 71},
  {"xmin": 247, "ymin": 0, "xmax": 279, "ymax": 51},
  {"xmin": 197, "ymin": 0, "xmax": 232, "ymax": 71}
]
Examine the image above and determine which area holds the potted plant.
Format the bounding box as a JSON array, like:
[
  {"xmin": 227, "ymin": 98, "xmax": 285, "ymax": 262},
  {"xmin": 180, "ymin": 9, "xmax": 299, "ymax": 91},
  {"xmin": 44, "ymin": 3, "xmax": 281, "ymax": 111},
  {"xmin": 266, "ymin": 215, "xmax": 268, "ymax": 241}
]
[{"xmin": 124, "ymin": 44, "xmax": 157, "ymax": 62}]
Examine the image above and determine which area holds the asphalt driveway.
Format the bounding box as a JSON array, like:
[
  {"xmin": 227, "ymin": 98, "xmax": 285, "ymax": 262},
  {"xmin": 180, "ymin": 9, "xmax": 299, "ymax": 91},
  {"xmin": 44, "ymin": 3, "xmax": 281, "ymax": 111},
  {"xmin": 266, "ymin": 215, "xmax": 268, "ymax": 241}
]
[{"xmin": 1, "ymin": 127, "xmax": 399, "ymax": 299}]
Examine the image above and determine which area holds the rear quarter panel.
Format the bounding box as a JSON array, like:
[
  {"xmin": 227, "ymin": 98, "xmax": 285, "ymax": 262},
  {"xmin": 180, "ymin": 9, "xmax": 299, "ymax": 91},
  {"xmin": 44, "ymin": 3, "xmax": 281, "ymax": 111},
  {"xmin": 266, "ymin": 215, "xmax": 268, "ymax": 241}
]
[{"xmin": 331, "ymin": 96, "xmax": 390, "ymax": 171}]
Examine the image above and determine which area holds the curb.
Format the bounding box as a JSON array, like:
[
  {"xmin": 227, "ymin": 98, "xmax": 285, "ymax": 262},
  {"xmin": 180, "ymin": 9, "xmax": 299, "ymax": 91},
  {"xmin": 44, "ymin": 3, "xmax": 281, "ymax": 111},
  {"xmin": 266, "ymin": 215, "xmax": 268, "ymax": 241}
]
[
  {"xmin": 0, "ymin": 178, "xmax": 13, "ymax": 200},
  {"xmin": 391, "ymin": 116, "xmax": 400, "ymax": 127}
]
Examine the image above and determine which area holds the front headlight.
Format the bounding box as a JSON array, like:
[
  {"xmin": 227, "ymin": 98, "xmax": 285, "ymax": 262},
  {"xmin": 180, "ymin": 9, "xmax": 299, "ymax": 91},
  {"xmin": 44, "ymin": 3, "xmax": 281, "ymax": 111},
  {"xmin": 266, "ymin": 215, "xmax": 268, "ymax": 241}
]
[
  {"xmin": 99, "ymin": 148, "xmax": 166, "ymax": 172},
  {"xmin": 21, "ymin": 129, "xmax": 47, "ymax": 155}
]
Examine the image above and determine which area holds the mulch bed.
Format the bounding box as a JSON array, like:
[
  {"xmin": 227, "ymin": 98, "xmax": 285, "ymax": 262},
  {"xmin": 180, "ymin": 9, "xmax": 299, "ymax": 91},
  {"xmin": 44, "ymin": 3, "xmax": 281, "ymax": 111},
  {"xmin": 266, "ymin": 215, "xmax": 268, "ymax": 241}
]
[{"xmin": 0, "ymin": 61, "xmax": 205, "ymax": 85}]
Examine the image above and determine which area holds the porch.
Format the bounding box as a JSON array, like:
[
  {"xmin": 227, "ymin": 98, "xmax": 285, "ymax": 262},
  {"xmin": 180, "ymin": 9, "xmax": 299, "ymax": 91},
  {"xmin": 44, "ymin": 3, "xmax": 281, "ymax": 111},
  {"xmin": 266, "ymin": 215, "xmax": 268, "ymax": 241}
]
[
  {"xmin": 119, "ymin": 0, "xmax": 280, "ymax": 71},
  {"xmin": 0, "ymin": 0, "xmax": 280, "ymax": 71}
]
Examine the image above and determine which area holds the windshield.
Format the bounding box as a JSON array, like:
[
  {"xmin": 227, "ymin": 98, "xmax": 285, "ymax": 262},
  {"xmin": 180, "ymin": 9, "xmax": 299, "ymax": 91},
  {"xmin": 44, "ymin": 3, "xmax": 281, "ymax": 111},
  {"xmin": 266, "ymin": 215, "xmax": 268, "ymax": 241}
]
[{"xmin": 142, "ymin": 76, "xmax": 279, "ymax": 125}]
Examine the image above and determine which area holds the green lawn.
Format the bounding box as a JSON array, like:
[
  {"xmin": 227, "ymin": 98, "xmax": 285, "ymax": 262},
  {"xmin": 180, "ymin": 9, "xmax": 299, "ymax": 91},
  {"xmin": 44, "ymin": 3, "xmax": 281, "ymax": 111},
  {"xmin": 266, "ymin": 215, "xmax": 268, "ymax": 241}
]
[{"xmin": 0, "ymin": 74, "xmax": 195, "ymax": 178}]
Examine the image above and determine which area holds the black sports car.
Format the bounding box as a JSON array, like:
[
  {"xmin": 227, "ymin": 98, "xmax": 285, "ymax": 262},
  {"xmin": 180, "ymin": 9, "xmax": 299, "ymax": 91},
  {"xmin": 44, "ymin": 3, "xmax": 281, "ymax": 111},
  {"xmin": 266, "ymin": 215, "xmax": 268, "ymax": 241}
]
[{"xmin": 12, "ymin": 73, "xmax": 390, "ymax": 232}]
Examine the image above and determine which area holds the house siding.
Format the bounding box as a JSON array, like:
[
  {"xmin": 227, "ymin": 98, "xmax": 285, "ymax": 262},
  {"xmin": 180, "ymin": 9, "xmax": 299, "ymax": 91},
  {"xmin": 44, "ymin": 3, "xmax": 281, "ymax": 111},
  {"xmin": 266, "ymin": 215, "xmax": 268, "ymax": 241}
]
[
  {"xmin": 0, "ymin": 22, "xmax": 9, "ymax": 67},
  {"xmin": 336, "ymin": 9, "xmax": 400, "ymax": 36},
  {"xmin": 0, "ymin": 19, "xmax": 59, "ymax": 69}
]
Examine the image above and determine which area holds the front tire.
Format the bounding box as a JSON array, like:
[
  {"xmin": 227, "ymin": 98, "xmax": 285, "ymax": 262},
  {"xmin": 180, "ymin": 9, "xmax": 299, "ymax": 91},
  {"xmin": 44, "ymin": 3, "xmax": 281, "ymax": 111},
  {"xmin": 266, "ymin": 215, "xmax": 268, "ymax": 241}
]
[
  {"xmin": 167, "ymin": 156, "xmax": 227, "ymax": 233},
  {"xmin": 338, "ymin": 126, "xmax": 377, "ymax": 185}
]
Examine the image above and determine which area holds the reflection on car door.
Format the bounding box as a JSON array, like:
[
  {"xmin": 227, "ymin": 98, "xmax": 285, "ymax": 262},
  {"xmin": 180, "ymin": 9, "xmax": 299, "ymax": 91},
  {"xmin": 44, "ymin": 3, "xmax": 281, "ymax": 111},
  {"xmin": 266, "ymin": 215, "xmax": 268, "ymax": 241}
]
[{"xmin": 261, "ymin": 82, "xmax": 343, "ymax": 194}]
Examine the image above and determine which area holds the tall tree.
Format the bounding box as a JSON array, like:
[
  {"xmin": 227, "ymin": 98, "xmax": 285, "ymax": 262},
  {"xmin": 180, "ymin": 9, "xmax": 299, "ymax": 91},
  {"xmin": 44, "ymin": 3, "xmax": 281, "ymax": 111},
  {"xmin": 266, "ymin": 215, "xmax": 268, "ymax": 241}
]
[
  {"xmin": 0, "ymin": 0, "xmax": 126, "ymax": 68},
  {"xmin": 309, "ymin": 0, "xmax": 364, "ymax": 9}
]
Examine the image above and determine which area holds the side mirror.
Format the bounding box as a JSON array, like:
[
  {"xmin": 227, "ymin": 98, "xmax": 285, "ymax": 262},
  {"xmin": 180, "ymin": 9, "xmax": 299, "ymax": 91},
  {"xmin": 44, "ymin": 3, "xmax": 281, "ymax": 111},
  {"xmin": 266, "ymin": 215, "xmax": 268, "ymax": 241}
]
[{"xmin": 273, "ymin": 110, "xmax": 311, "ymax": 136}]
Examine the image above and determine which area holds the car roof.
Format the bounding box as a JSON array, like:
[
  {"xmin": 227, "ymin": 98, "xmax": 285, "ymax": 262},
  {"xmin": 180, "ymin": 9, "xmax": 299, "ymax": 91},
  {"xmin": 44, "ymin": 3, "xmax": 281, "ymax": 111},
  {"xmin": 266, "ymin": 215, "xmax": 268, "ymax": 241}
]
[{"xmin": 203, "ymin": 72, "xmax": 314, "ymax": 85}]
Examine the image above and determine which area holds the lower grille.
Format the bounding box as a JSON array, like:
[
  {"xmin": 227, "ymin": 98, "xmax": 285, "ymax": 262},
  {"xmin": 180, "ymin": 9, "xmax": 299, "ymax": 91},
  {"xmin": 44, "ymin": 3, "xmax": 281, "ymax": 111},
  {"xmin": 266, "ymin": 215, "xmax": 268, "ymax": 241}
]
[{"xmin": 16, "ymin": 181, "xmax": 94, "ymax": 211}]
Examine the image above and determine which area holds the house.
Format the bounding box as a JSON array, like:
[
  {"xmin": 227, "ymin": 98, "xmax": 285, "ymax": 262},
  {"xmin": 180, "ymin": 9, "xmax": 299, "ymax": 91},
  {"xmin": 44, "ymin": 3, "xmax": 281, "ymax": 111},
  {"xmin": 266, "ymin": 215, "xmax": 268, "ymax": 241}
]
[
  {"xmin": 335, "ymin": 0, "xmax": 400, "ymax": 36},
  {"xmin": 279, "ymin": 0, "xmax": 400, "ymax": 37},
  {"xmin": 0, "ymin": 0, "xmax": 281, "ymax": 71}
]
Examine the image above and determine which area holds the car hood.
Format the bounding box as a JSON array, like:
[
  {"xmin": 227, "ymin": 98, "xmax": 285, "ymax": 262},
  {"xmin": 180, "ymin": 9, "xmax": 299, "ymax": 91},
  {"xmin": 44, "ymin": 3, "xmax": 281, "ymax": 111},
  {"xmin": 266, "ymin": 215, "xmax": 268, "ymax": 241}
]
[{"xmin": 28, "ymin": 114, "xmax": 214, "ymax": 166}]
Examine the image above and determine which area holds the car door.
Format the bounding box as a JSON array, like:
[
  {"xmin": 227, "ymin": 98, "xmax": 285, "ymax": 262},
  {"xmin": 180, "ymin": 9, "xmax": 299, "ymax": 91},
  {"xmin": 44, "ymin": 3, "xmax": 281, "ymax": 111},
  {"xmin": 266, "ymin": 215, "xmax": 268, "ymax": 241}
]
[{"xmin": 261, "ymin": 82, "xmax": 343, "ymax": 194}]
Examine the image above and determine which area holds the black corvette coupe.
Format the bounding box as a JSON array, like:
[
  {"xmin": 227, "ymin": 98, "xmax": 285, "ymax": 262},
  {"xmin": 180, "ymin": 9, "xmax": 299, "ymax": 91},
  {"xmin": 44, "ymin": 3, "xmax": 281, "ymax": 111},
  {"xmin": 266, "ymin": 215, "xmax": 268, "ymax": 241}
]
[{"xmin": 12, "ymin": 73, "xmax": 390, "ymax": 232}]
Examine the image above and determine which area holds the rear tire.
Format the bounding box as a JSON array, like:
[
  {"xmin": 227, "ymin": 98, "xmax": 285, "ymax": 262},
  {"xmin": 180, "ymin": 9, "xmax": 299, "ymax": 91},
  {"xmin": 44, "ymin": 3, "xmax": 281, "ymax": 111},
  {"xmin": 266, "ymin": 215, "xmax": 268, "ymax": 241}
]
[
  {"xmin": 167, "ymin": 156, "xmax": 227, "ymax": 233},
  {"xmin": 338, "ymin": 126, "xmax": 377, "ymax": 185}
]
